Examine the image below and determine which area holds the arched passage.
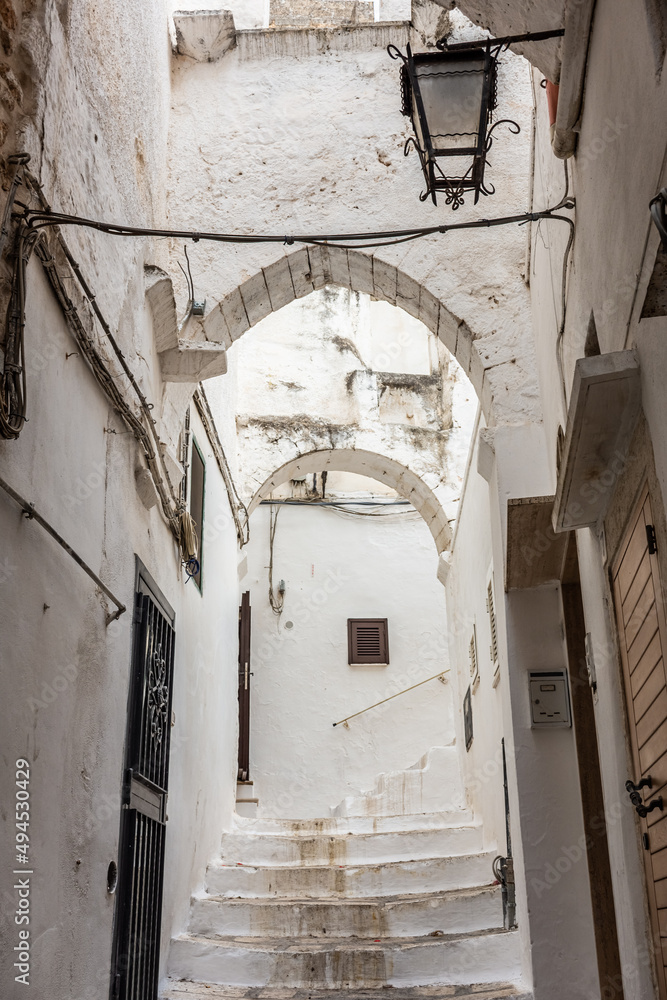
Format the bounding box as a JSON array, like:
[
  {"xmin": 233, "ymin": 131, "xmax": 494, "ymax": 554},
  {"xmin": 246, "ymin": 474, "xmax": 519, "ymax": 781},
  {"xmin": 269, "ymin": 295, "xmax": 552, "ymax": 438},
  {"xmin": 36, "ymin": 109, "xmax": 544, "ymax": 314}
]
[
  {"xmin": 249, "ymin": 447, "xmax": 452, "ymax": 553},
  {"xmin": 200, "ymin": 245, "xmax": 538, "ymax": 429}
]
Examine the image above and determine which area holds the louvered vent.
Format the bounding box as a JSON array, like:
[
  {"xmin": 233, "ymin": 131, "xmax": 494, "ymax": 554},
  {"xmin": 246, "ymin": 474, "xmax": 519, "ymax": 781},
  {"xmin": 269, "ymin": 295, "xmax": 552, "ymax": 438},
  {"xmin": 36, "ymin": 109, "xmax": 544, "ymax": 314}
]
[
  {"xmin": 487, "ymin": 581, "xmax": 498, "ymax": 663},
  {"xmin": 348, "ymin": 618, "xmax": 389, "ymax": 665}
]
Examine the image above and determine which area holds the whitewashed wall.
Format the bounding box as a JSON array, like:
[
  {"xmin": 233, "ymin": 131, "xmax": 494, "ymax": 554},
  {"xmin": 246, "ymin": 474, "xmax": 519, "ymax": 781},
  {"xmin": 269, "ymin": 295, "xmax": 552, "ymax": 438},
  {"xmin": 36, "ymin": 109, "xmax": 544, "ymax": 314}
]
[
  {"xmin": 445, "ymin": 427, "xmax": 506, "ymax": 854},
  {"xmin": 527, "ymin": 2, "xmax": 667, "ymax": 997},
  {"xmin": 242, "ymin": 500, "xmax": 455, "ymax": 817}
]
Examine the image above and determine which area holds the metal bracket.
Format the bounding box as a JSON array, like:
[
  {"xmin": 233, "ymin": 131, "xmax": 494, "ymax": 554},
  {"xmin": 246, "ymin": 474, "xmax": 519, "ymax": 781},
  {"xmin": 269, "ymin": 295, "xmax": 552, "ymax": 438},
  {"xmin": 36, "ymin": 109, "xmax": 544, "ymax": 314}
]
[{"xmin": 436, "ymin": 27, "xmax": 565, "ymax": 53}]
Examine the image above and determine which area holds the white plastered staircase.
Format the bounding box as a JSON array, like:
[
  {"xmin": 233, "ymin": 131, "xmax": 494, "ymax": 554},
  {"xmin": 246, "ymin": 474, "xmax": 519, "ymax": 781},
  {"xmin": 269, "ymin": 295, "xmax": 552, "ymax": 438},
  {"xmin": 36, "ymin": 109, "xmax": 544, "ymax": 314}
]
[{"xmin": 162, "ymin": 749, "xmax": 528, "ymax": 1000}]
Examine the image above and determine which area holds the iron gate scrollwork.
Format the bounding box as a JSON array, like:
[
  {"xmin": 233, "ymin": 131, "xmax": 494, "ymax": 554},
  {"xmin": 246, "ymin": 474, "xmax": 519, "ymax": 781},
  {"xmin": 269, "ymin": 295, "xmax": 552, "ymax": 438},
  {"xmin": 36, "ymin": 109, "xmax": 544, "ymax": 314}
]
[{"xmin": 111, "ymin": 566, "xmax": 175, "ymax": 1000}]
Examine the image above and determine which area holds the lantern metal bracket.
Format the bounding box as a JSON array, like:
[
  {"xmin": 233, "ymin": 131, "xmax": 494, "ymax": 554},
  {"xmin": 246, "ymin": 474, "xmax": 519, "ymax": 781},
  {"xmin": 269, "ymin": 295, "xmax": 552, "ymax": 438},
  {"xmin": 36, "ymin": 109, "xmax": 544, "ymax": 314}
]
[
  {"xmin": 436, "ymin": 28, "xmax": 565, "ymax": 54},
  {"xmin": 390, "ymin": 27, "xmax": 565, "ymax": 208}
]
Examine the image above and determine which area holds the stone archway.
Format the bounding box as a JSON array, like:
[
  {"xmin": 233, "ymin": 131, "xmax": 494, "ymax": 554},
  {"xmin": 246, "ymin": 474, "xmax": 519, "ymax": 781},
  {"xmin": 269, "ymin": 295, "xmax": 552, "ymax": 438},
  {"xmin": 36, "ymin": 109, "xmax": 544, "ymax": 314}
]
[
  {"xmin": 248, "ymin": 447, "xmax": 452, "ymax": 554},
  {"xmin": 199, "ymin": 245, "xmax": 538, "ymax": 429}
]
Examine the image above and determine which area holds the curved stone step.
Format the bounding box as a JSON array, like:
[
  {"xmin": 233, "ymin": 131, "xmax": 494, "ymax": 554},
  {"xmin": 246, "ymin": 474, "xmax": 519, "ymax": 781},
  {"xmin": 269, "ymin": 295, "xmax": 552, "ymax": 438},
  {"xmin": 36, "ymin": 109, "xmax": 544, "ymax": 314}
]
[
  {"xmin": 220, "ymin": 824, "xmax": 484, "ymax": 868},
  {"xmin": 189, "ymin": 885, "xmax": 502, "ymax": 939},
  {"xmin": 161, "ymin": 982, "xmax": 531, "ymax": 1000},
  {"xmin": 168, "ymin": 928, "xmax": 522, "ymax": 989},
  {"xmin": 206, "ymin": 851, "xmax": 497, "ymax": 899},
  {"xmin": 189, "ymin": 885, "xmax": 502, "ymax": 938},
  {"xmin": 235, "ymin": 810, "xmax": 474, "ymax": 837}
]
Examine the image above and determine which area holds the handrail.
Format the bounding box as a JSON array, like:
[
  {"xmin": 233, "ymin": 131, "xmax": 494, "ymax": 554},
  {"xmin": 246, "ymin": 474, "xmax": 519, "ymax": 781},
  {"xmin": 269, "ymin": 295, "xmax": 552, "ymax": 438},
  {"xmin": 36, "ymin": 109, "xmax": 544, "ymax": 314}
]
[
  {"xmin": 0, "ymin": 473, "xmax": 126, "ymax": 624},
  {"xmin": 333, "ymin": 669, "xmax": 450, "ymax": 727}
]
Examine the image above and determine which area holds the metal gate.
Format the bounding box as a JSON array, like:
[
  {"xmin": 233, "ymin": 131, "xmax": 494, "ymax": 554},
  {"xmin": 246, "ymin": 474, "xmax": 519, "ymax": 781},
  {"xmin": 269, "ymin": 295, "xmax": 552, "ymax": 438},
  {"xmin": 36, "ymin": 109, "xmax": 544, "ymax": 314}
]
[{"xmin": 111, "ymin": 567, "xmax": 175, "ymax": 1000}]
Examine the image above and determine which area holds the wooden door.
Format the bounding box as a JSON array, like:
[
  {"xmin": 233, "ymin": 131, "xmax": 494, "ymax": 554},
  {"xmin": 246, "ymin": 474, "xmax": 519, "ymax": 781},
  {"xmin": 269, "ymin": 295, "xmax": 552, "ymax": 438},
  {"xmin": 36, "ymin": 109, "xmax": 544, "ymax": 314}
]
[
  {"xmin": 612, "ymin": 483, "xmax": 667, "ymax": 998},
  {"xmin": 237, "ymin": 591, "xmax": 251, "ymax": 781}
]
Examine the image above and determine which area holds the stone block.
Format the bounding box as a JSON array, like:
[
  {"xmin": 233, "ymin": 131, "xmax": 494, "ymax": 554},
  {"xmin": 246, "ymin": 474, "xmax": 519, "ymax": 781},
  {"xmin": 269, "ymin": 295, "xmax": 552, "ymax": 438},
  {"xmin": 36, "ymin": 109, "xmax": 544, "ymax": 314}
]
[
  {"xmin": 160, "ymin": 342, "xmax": 228, "ymax": 382},
  {"xmin": 437, "ymin": 305, "xmax": 461, "ymax": 355},
  {"xmin": 173, "ymin": 10, "xmax": 236, "ymax": 62},
  {"xmin": 203, "ymin": 304, "xmax": 233, "ymax": 349},
  {"xmin": 395, "ymin": 270, "xmax": 420, "ymax": 320},
  {"xmin": 145, "ymin": 265, "xmax": 179, "ymax": 353},
  {"xmin": 307, "ymin": 245, "xmax": 332, "ymax": 290},
  {"xmin": 347, "ymin": 252, "xmax": 374, "ymax": 297},
  {"xmin": 239, "ymin": 271, "xmax": 273, "ymax": 327},
  {"xmin": 468, "ymin": 342, "xmax": 485, "ymax": 397},
  {"xmin": 288, "ymin": 248, "xmax": 315, "ymax": 299},
  {"xmin": 454, "ymin": 320, "xmax": 473, "ymax": 374},
  {"xmin": 476, "ymin": 427, "xmax": 496, "ymax": 483},
  {"xmin": 220, "ymin": 286, "xmax": 250, "ymax": 341},
  {"xmin": 328, "ymin": 246, "xmax": 351, "ymax": 289},
  {"xmin": 372, "ymin": 257, "xmax": 397, "ymax": 305},
  {"xmin": 437, "ymin": 551, "xmax": 451, "ymax": 587},
  {"xmin": 419, "ymin": 286, "xmax": 441, "ymax": 335},
  {"xmin": 263, "ymin": 256, "xmax": 295, "ymax": 312}
]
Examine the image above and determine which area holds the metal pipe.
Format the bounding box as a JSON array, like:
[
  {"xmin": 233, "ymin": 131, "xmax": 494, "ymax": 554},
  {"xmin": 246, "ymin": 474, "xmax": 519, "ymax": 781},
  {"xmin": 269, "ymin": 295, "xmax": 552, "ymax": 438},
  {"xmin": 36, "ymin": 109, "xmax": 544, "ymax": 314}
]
[
  {"xmin": 333, "ymin": 669, "xmax": 450, "ymax": 727},
  {"xmin": 0, "ymin": 474, "xmax": 126, "ymax": 624}
]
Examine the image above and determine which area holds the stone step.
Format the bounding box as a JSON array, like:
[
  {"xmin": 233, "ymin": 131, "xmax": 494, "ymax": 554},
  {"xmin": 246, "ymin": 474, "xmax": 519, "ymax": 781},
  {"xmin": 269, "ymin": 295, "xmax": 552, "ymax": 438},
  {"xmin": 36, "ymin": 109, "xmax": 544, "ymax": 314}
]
[
  {"xmin": 168, "ymin": 928, "xmax": 522, "ymax": 988},
  {"xmin": 332, "ymin": 746, "xmax": 466, "ymax": 819},
  {"xmin": 235, "ymin": 810, "xmax": 474, "ymax": 837},
  {"xmin": 220, "ymin": 824, "xmax": 484, "ymax": 868},
  {"xmin": 189, "ymin": 885, "xmax": 503, "ymax": 938},
  {"xmin": 206, "ymin": 851, "xmax": 497, "ymax": 899},
  {"xmin": 161, "ymin": 982, "xmax": 531, "ymax": 1000}
]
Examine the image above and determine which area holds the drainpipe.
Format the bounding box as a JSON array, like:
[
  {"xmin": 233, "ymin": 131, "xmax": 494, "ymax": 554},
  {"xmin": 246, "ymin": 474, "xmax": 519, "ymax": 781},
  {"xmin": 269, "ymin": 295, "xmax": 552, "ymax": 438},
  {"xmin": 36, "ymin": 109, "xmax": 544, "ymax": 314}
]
[{"xmin": 551, "ymin": 0, "xmax": 598, "ymax": 159}]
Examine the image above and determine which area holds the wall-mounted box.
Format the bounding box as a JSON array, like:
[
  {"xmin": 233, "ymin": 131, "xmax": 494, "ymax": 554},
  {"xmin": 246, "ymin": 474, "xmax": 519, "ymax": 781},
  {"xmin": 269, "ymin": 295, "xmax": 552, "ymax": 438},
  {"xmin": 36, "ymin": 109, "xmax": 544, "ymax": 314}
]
[{"xmin": 530, "ymin": 670, "xmax": 571, "ymax": 728}]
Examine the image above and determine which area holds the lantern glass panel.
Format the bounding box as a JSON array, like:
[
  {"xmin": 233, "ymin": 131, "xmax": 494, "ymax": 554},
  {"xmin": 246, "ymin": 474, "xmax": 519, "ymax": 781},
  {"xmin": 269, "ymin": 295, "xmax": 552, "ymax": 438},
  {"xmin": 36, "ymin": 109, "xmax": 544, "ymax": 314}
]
[{"xmin": 413, "ymin": 53, "xmax": 486, "ymax": 153}]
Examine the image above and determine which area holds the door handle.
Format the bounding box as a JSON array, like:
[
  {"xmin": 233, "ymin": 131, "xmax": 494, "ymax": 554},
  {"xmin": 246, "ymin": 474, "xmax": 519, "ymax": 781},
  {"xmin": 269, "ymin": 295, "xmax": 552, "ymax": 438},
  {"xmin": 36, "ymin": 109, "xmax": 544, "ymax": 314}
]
[
  {"xmin": 625, "ymin": 776, "xmax": 664, "ymax": 818},
  {"xmin": 637, "ymin": 797, "xmax": 663, "ymax": 818},
  {"xmin": 626, "ymin": 776, "xmax": 653, "ymax": 793}
]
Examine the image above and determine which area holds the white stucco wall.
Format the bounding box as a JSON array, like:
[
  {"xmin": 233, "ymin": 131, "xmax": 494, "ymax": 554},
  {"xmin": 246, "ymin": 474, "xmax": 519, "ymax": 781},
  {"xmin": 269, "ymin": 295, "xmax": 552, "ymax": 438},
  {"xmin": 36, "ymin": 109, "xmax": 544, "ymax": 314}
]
[
  {"xmin": 445, "ymin": 429, "xmax": 506, "ymax": 854},
  {"xmin": 0, "ymin": 267, "xmax": 241, "ymax": 1000},
  {"xmin": 242, "ymin": 501, "xmax": 456, "ymax": 817}
]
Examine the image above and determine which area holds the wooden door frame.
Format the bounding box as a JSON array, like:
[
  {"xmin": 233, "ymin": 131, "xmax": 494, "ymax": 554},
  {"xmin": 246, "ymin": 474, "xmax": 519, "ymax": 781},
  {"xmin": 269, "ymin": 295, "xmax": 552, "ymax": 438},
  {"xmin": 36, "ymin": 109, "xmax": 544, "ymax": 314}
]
[
  {"xmin": 561, "ymin": 536, "xmax": 625, "ymax": 1000},
  {"xmin": 611, "ymin": 480, "xmax": 667, "ymax": 1000}
]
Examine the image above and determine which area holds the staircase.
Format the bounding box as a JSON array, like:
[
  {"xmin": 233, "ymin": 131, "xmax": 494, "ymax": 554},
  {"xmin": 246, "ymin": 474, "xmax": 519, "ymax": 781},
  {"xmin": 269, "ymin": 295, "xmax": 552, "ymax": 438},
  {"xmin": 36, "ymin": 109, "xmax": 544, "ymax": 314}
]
[{"xmin": 162, "ymin": 805, "xmax": 527, "ymax": 999}]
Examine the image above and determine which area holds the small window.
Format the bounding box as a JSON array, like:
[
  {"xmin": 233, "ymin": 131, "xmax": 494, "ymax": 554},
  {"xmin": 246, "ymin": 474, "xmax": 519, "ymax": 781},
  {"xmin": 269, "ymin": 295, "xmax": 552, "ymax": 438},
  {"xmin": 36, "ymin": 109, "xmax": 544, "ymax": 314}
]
[
  {"xmin": 348, "ymin": 618, "xmax": 389, "ymax": 665},
  {"xmin": 487, "ymin": 580, "xmax": 498, "ymax": 663},
  {"xmin": 189, "ymin": 439, "xmax": 205, "ymax": 591},
  {"xmin": 464, "ymin": 685, "xmax": 473, "ymax": 751}
]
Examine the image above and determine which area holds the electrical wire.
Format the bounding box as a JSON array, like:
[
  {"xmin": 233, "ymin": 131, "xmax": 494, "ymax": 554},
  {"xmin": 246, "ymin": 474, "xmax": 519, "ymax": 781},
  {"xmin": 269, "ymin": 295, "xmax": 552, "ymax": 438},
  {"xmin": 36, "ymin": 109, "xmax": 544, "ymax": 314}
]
[
  {"xmin": 177, "ymin": 245, "xmax": 195, "ymax": 333},
  {"xmin": 21, "ymin": 205, "xmax": 575, "ymax": 251}
]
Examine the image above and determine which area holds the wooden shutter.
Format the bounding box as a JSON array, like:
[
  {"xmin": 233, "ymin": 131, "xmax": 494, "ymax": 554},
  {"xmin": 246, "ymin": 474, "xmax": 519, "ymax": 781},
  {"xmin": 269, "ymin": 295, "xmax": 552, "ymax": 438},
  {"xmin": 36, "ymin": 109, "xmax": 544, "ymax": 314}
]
[
  {"xmin": 469, "ymin": 625, "xmax": 479, "ymax": 688},
  {"xmin": 487, "ymin": 580, "xmax": 498, "ymax": 663},
  {"xmin": 464, "ymin": 685, "xmax": 473, "ymax": 751},
  {"xmin": 348, "ymin": 618, "xmax": 389, "ymax": 665},
  {"xmin": 189, "ymin": 439, "xmax": 206, "ymax": 590}
]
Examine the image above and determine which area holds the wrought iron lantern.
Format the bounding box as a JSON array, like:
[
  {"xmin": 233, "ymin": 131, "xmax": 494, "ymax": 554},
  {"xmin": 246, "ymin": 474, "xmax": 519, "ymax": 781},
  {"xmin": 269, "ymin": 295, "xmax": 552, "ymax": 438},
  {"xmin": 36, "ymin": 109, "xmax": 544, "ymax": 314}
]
[{"xmin": 388, "ymin": 29, "xmax": 565, "ymax": 209}]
